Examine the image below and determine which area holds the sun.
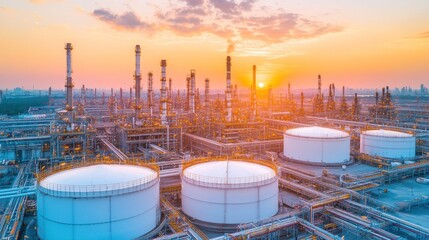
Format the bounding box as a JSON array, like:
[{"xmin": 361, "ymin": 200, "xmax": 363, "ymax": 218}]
[{"xmin": 258, "ymin": 82, "xmax": 265, "ymax": 88}]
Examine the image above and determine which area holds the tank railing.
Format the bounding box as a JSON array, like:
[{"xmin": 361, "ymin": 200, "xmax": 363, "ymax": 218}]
[
  {"xmin": 182, "ymin": 172, "xmax": 276, "ymax": 185},
  {"xmin": 39, "ymin": 173, "xmax": 158, "ymax": 192},
  {"xmin": 181, "ymin": 156, "xmax": 278, "ymax": 188},
  {"xmin": 37, "ymin": 158, "xmax": 159, "ymax": 183},
  {"xmin": 36, "ymin": 158, "xmax": 160, "ymax": 197},
  {"xmin": 182, "ymin": 156, "xmax": 278, "ymax": 175}
]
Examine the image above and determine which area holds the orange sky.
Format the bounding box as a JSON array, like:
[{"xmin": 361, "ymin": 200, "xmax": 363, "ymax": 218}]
[{"xmin": 0, "ymin": 0, "xmax": 429, "ymax": 91}]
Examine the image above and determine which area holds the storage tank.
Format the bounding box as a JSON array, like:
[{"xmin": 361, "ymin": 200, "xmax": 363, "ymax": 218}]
[
  {"xmin": 360, "ymin": 129, "xmax": 415, "ymax": 159},
  {"xmin": 283, "ymin": 126, "xmax": 350, "ymax": 165},
  {"xmin": 37, "ymin": 162, "xmax": 160, "ymax": 240},
  {"xmin": 181, "ymin": 159, "xmax": 278, "ymax": 225}
]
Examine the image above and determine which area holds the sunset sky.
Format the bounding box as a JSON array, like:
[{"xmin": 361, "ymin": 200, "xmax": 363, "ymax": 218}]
[{"xmin": 0, "ymin": 0, "xmax": 428, "ymax": 91}]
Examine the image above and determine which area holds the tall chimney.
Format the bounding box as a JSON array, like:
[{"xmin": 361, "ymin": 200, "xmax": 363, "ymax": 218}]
[
  {"xmin": 119, "ymin": 88, "xmax": 123, "ymax": 108},
  {"xmin": 80, "ymin": 84, "xmax": 86, "ymax": 105},
  {"xmin": 318, "ymin": 74, "xmax": 322, "ymax": 96},
  {"xmin": 226, "ymin": 56, "xmax": 232, "ymax": 122},
  {"xmin": 205, "ymin": 78, "xmax": 210, "ymax": 106},
  {"xmin": 168, "ymin": 78, "xmax": 172, "ymax": 100},
  {"xmin": 160, "ymin": 60, "xmax": 168, "ymax": 125},
  {"xmin": 94, "ymin": 88, "xmax": 97, "ymax": 104},
  {"xmin": 134, "ymin": 45, "xmax": 142, "ymax": 120},
  {"xmin": 129, "ymin": 87, "xmax": 132, "ymax": 107},
  {"xmin": 190, "ymin": 70, "xmax": 196, "ymax": 114},
  {"xmin": 186, "ymin": 76, "xmax": 190, "ymax": 111},
  {"xmin": 375, "ymin": 90, "xmax": 379, "ymax": 105},
  {"xmin": 65, "ymin": 43, "xmax": 74, "ymax": 124},
  {"xmin": 252, "ymin": 65, "xmax": 257, "ymax": 119},
  {"xmin": 168, "ymin": 78, "xmax": 173, "ymax": 111},
  {"xmin": 147, "ymin": 72, "xmax": 154, "ymax": 116}
]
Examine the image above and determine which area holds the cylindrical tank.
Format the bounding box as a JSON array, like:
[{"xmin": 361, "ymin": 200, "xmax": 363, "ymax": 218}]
[
  {"xmin": 181, "ymin": 159, "xmax": 278, "ymax": 225},
  {"xmin": 37, "ymin": 163, "xmax": 160, "ymax": 240},
  {"xmin": 283, "ymin": 126, "xmax": 350, "ymax": 165},
  {"xmin": 360, "ymin": 129, "xmax": 415, "ymax": 159}
]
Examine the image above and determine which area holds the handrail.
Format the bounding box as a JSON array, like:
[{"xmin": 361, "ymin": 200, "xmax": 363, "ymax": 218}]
[
  {"xmin": 36, "ymin": 158, "xmax": 160, "ymax": 196},
  {"xmin": 182, "ymin": 156, "xmax": 278, "ymax": 175},
  {"xmin": 181, "ymin": 157, "xmax": 278, "ymax": 188}
]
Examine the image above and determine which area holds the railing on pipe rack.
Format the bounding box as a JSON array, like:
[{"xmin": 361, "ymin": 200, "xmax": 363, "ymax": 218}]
[
  {"xmin": 181, "ymin": 156, "xmax": 278, "ymax": 188},
  {"xmin": 36, "ymin": 158, "xmax": 159, "ymax": 197}
]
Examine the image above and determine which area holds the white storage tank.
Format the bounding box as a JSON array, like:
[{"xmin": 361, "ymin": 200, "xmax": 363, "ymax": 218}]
[
  {"xmin": 283, "ymin": 126, "xmax": 350, "ymax": 165},
  {"xmin": 360, "ymin": 129, "xmax": 415, "ymax": 159},
  {"xmin": 37, "ymin": 163, "xmax": 160, "ymax": 240},
  {"xmin": 181, "ymin": 159, "xmax": 278, "ymax": 225}
]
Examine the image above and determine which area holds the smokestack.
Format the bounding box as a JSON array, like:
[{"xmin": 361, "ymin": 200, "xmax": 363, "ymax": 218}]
[
  {"xmin": 148, "ymin": 72, "xmax": 154, "ymax": 116},
  {"xmin": 160, "ymin": 60, "xmax": 168, "ymax": 125},
  {"xmin": 205, "ymin": 78, "xmax": 210, "ymax": 106},
  {"xmin": 94, "ymin": 88, "xmax": 97, "ymax": 104},
  {"xmin": 168, "ymin": 78, "xmax": 172, "ymax": 100},
  {"xmin": 65, "ymin": 43, "xmax": 74, "ymax": 124},
  {"xmin": 226, "ymin": 56, "xmax": 232, "ymax": 122},
  {"xmin": 288, "ymin": 82, "xmax": 291, "ymax": 100},
  {"xmin": 190, "ymin": 70, "xmax": 196, "ymax": 114},
  {"xmin": 318, "ymin": 74, "xmax": 322, "ymax": 96},
  {"xmin": 119, "ymin": 88, "xmax": 123, "ymax": 108},
  {"xmin": 375, "ymin": 90, "xmax": 379, "ymax": 105},
  {"xmin": 186, "ymin": 76, "xmax": 190, "ymax": 111},
  {"xmin": 129, "ymin": 87, "xmax": 132, "ymax": 106},
  {"xmin": 134, "ymin": 45, "xmax": 142, "ymax": 120},
  {"xmin": 252, "ymin": 65, "xmax": 257, "ymax": 119},
  {"xmin": 81, "ymin": 84, "xmax": 86, "ymax": 105}
]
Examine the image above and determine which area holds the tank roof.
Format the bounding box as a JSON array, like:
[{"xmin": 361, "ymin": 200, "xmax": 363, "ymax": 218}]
[
  {"xmin": 183, "ymin": 160, "xmax": 276, "ymax": 184},
  {"xmin": 285, "ymin": 126, "xmax": 349, "ymax": 138},
  {"xmin": 40, "ymin": 164, "xmax": 157, "ymax": 191},
  {"xmin": 363, "ymin": 129, "xmax": 413, "ymax": 138}
]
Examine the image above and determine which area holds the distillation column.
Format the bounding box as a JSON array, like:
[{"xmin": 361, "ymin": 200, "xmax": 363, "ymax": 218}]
[
  {"xmin": 205, "ymin": 78, "xmax": 210, "ymax": 106},
  {"xmin": 252, "ymin": 65, "xmax": 257, "ymax": 120},
  {"xmin": 148, "ymin": 72, "xmax": 154, "ymax": 116},
  {"xmin": 134, "ymin": 45, "xmax": 142, "ymax": 120},
  {"xmin": 65, "ymin": 43, "xmax": 74, "ymax": 124},
  {"xmin": 190, "ymin": 70, "xmax": 196, "ymax": 114},
  {"xmin": 226, "ymin": 56, "xmax": 232, "ymax": 122},
  {"xmin": 160, "ymin": 60, "xmax": 168, "ymax": 125}
]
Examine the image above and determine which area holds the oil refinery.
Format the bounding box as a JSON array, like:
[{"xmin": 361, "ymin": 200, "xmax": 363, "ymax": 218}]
[{"xmin": 2, "ymin": 43, "xmax": 429, "ymax": 240}]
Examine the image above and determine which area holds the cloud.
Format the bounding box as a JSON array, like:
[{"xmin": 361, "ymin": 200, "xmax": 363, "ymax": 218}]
[
  {"xmin": 93, "ymin": 8, "xmax": 151, "ymax": 30},
  {"xmin": 413, "ymin": 31, "xmax": 429, "ymax": 39},
  {"xmin": 29, "ymin": 0, "xmax": 61, "ymax": 3},
  {"xmin": 236, "ymin": 13, "xmax": 342, "ymax": 43},
  {"xmin": 209, "ymin": 0, "xmax": 256, "ymax": 14},
  {"xmin": 182, "ymin": 0, "xmax": 204, "ymax": 7},
  {"xmin": 227, "ymin": 39, "xmax": 235, "ymax": 54},
  {"xmin": 92, "ymin": 0, "xmax": 342, "ymax": 50}
]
